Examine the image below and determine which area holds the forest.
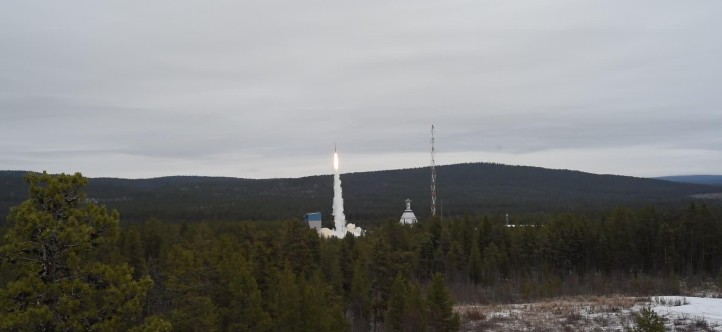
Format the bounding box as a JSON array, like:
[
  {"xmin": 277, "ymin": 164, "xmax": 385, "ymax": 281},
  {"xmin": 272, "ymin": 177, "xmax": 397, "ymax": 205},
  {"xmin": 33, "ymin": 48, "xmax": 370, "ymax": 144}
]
[
  {"xmin": 2, "ymin": 163, "xmax": 719, "ymax": 224},
  {"xmin": 1, "ymin": 172, "xmax": 722, "ymax": 331}
]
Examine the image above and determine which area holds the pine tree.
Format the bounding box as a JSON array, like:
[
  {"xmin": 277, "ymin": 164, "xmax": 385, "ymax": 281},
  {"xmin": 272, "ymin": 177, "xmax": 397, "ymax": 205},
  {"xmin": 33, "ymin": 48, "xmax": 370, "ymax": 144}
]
[
  {"xmin": 299, "ymin": 273, "xmax": 349, "ymax": 332},
  {"xmin": 281, "ymin": 220, "xmax": 319, "ymax": 278},
  {"xmin": 123, "ymin": 225, "xmax": 148, "ymax": 278},
  {"xmin": 0, "ymin": 172, "xmax": 168, "ymax": 331},
  {"xmin": 468, "ymin": 233, "xmax": 483, "ymax": 285},
  {"xmin": 402, "ymin": 282, "xmax": 428, "ymax": 332},
  {"xmin": 128, "ymin": 316, "xmax": 173, "ymax": 332},
  {"xmin": 319, "ymin": 239, "xmax": 343, "ymax": 294},
  {"xmin": 426, "ymin": 273, "xmax": 460, "ymax": 332},
  {"xmin": 385, "ymin": 275, "xmax": 408, "ymax": 332},
  {"xmin": 368, "ymin": 238, "xmax": 393, "ymax": 329},
  {"xmin": 164, "ymin": 245, "xmax": 219, "ymax": 331},
  {"xmin": 169, "ymin": 295, "xmax": 219, "ymax": 331},
  {"xmin": 417, "ymin": 234, "xmax": 435, "ymax": 280},
  {"xmin": 220, "ymin": 253, "xmax": 272, "ymax": 332},
  {"xmin": 339, "ymin": 235, "xmax": 355, "ymax": 296},
  {"xmin": 272, "ymin": 261, "xmax": 301, "ymax": 332},
  {"xmin": 349, "ymin": 260, "xmax": 371, "ymax": 330},
  {"xmin": 483, "ymin": 243, "xmax": 501, "ymax": 285},
  {"xmin": 630, "ymin": 307, "xmax": 665, "ymax": 332}
]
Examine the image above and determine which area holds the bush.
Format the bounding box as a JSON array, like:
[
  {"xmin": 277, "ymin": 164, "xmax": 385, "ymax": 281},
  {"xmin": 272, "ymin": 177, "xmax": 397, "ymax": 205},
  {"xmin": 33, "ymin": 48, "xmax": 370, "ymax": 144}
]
[{"xmin": 629, "ymin": 307, "xmax": 665, "ymax": 332}]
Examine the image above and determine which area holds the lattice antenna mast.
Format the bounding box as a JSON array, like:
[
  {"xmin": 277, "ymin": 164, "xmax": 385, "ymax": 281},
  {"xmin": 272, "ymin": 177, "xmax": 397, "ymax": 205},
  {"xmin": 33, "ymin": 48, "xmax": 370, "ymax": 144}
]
[{"xmin": 431, "ymin": 125, "xmax": 437, "ymax": 217}]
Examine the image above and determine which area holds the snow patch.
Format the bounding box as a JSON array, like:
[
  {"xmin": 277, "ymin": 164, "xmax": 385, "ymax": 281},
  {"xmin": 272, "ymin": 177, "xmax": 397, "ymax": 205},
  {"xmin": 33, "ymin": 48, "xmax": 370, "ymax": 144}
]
[{"xmin": 651, "ymin": 296, "xmax": 722, "ymax": 328}]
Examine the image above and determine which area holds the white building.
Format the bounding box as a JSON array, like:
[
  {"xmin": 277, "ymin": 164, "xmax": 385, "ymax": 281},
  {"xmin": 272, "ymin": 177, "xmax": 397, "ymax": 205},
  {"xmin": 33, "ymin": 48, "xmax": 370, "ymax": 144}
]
[{"xmin": 399, "ymin": 199, "xmax": 418, "ymax": 224}]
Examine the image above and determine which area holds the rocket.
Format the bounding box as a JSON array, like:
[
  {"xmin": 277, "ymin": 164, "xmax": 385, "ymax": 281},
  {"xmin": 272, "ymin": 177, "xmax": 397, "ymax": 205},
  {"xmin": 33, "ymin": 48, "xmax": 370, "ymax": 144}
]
[{"xmin": 333, "ymin": 141, "xmax": 339, "ymax": 170}]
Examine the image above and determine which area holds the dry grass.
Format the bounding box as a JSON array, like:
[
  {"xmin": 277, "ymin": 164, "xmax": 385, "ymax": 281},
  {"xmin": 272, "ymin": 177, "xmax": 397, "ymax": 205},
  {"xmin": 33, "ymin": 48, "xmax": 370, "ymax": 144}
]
[{"xmin": 457, "ymin": 295, "xmax": 648, "ymax": 331}]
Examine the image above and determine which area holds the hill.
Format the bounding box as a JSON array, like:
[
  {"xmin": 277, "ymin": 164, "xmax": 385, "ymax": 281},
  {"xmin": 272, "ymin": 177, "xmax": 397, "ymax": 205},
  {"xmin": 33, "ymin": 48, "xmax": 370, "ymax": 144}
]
[
  {"xmin": 2, "ymin": 163, "xmax": 721, "ymax": 223},
  {"xmin": 655, "ymin": 175, "xmax": 722, "ymax": 186}
]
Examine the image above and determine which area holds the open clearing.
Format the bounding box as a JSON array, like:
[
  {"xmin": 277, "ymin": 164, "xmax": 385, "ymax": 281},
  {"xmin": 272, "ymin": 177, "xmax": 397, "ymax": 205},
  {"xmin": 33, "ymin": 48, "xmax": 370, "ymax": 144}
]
[{"xmin": 457, "ymin": 295, "xmax": 722, "ymax": 331}]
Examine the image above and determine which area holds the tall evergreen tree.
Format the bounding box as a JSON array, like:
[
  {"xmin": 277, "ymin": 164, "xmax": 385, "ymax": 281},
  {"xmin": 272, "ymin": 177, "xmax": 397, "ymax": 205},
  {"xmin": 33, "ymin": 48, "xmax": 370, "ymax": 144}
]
[
  {"xmin": 385, "ymin": 275, "xmax": 408, "ymax": 332},
  {"xmin": 0, "ymin": 172, "xmax": 168, "ymax": 331},
  {"xmin": 164, "ymin": 245, "xmax": 219, "ymax": 331},
  {"xmin": 467, "ymin": 233, "xmax": 483, "ymax": 285},
  {"xmin": 368, "ymin": 238, "xmax": 393, "ymax": 329},
  {"xmin": 220, "ymin": 253, "xmax": 271, "ymax": 332},
  {"xmin": 402, "ymin": 282, "xmax": 428, "ymax": 332},
  {"xmin": 426, "ymin": 273, "xmax": 460, "ymax": 332},
  {"xmin": 339, "ymin": 235, "xmax": 356, "ymax": 296},
  {"xmin": 349, "ymin": 260, "xmax": 371, "ymax": 330},
  {"xmin": 123, "ymin": 225, "xmax": 148, "ymax": 278},
  {"xmin": 299, "ymin": 273, "xmax": 349, "ymax": 332},
  {"xmin": 272, "ymin": 261, "xmax": 301, "ymax": 332}
]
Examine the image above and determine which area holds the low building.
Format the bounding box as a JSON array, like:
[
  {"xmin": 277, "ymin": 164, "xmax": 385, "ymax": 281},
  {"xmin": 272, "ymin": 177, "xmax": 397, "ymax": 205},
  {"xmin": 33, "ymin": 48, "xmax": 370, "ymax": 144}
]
[{"xmin": 304, "ymin": 212, "xmax": 322, "ymax": 230}]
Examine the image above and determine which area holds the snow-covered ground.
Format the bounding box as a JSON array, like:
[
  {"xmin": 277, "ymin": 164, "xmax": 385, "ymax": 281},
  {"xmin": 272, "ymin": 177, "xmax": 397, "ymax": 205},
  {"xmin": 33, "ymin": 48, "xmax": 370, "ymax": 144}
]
[
  {"xmin": 457, "ymin": 296, "xmax": 645, "ymax": 331},
  {"xmin": 652, "ymin": 296, "xmax": 722, "ymax": 331},
  {"xmin": 458, "ymin": 295, "xmax": 722, "ymax": 331}
]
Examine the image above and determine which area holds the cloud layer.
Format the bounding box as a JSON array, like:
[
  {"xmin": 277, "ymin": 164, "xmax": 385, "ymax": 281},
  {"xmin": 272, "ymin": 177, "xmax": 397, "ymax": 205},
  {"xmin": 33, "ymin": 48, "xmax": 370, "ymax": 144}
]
[{"xmin": 1, "ymin": 0, "xmax": 720, "ymax": 178}]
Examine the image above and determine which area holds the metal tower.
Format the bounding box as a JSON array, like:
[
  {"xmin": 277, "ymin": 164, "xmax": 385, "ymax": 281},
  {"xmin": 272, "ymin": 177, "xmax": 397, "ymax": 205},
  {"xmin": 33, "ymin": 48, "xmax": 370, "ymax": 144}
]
[{"xmin": 430, "ymin": 125, "xmax": 437, "ymax": 217}]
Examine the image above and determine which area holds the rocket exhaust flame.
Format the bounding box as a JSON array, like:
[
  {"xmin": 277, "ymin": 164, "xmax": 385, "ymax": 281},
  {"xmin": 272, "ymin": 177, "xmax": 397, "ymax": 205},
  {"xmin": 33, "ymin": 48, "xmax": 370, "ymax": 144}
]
[{"xmin": 320, "ymin": 143, "xmax": 362, "ymax": 238}]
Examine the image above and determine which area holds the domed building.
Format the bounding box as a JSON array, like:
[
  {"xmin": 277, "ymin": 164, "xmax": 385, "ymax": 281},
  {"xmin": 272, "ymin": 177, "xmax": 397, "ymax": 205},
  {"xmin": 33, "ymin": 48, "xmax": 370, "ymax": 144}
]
[{"xmin": 399, "ymin": 199, "xmax": 418, "ymax": 224}]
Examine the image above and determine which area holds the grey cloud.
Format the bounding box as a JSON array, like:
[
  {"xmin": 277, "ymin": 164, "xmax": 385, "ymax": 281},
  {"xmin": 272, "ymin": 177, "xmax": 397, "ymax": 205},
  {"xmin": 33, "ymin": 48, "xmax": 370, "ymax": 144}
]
[{"xmin": 1, "ymin": 0, "xmax": 721, "ymax": 178}]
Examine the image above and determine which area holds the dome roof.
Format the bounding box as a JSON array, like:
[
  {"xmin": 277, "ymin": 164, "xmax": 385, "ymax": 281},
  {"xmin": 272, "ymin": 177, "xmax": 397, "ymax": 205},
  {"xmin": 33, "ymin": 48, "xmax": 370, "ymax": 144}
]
[{"xmin": 399, "ymin": 199, "xmax": 418, "ymax": 224}]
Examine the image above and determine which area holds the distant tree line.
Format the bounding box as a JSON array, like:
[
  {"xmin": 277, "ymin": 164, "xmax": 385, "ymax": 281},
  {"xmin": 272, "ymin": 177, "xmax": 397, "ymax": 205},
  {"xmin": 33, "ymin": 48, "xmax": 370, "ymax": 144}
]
[
  {"xmin": 2, "ymin": 164, "xmax": 719, "ymax": 224},
  {"xmin": 1, "ymin": 172, "xmax": 721, "ymax": 331}
]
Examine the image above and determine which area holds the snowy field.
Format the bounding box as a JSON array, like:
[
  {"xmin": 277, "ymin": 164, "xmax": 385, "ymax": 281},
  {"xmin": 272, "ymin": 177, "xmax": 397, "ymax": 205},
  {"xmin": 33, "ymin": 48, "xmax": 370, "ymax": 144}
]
[
  {"xmin": 652, "ymin": 296, "xmax": 722, "ymax": 331},
  {"xmin": 457, "ymin": 295, "xmax": 722, "ymax": 331}
]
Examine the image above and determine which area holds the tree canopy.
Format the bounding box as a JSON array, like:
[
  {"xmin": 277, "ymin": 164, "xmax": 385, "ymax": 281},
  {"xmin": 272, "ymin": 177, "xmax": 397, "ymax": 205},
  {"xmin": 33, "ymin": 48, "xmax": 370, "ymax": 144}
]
[
  {"xmin": 2, "ymin": 171, "xmax": 721, "ymax": 331},
  {"xmin": 0, "ymin": 172, "xmax": 168, "ymax": 331}
]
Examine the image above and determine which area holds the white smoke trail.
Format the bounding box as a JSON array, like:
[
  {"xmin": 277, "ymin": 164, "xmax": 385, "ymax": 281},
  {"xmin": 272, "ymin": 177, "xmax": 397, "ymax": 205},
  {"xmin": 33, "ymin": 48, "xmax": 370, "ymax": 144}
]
[{"xmin": 332, "ymin": 152, "xmax": 347, "ymax": 238}]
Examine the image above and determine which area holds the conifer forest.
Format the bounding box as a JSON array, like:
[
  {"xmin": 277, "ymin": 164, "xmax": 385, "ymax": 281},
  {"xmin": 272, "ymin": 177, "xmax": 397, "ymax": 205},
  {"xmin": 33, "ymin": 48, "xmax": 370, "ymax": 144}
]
[{"xmin": 1, "ymin": 172, "xmax": 722, "ymax": 331}]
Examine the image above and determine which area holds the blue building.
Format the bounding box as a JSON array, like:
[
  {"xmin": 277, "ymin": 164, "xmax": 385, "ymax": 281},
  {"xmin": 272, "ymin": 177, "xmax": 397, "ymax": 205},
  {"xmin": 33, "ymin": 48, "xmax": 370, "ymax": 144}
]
[{"xmin": 304, "ymin": 212, "xmax": 322, "ymax": 230}]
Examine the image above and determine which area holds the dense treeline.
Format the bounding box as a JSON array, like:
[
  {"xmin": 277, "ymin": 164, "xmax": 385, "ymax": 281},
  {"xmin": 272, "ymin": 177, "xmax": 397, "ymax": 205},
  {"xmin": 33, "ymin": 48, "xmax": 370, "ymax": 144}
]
[
  {"xmin": 2, "ymin": 173, "xmax": 722, "ymax": 331},
  {"xmin": 0, "ymin": 173, "xmax": 459, "ymax": 332},
  {"xmin": 2, "ymin": 163, "xmax": 720, "ymax": 223},
  {"xmin": 432, "ymin": 204, "xmax": 722, "ymax": 303}
]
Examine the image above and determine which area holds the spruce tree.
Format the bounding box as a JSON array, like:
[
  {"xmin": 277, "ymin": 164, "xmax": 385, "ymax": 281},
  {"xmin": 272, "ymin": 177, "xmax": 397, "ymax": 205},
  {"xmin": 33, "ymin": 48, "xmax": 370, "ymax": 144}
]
[
  {"xmin": 403, "ymin": 282, "xmax": 428, "ymax": 332},
  {"xmin": 272, "ymin": 261, "xmax": 301, "ymax": 332},
  {"xmin": 349, "ymin": 260, "xmax": 371, "ymax": 330},
  {"xmin": 368, "ymin": 238, "xmax": 393, "ymax": 329},
  {"xmin": 426, "ymin": 273, "xmax": 460, "ymax": 332},
  {"xmin": 164, "ymin": 245, "xmax": 219, "ymax": 331},
  {"xmin": 221, "ymin": 253, "xmax": 271, "ymax": 332},
  {"xmin": 123, "ymin": 226, "xmax": 148, "ymax": 278},
  {"xmin": 385, "ymin": 275, "xmax": 408, "ymax": 332},
  {"xmin": 467, "ymin": 234, "xmax": 482, "ymax": 285},
  {"xmin": 299, "ymin": 273, "xmax": 349, "ymax": 332}
]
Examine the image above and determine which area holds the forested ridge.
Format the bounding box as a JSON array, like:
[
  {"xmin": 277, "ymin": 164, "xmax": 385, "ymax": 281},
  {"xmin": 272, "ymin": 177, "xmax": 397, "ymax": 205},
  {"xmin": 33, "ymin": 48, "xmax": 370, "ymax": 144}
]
[
  {"xmin": 2, "ymin": 163, "xmax": 720, "ymax": 224},
  {"xmin": 656, "ymin": 175, "xmax": 722, "ymax": 186},
  {"xmin": 2, "ymin": 172, "xmax": 722, "ymax": 331}
]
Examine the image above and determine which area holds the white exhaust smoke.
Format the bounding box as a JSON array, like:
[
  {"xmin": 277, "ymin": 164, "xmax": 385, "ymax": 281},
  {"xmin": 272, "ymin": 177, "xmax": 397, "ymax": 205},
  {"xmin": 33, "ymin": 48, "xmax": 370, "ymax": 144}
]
[
  {"xmin": 319, "ymin": 146, "xmax": 362, "ymax": 238},
  {"xmin": 332, "ymin": 151, "xmax": 347, "ymax": 238}
]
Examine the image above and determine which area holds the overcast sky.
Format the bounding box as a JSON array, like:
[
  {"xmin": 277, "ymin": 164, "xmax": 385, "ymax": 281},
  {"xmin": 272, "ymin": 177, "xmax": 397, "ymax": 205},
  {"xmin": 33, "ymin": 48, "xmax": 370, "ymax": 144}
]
[{"xmin": 2, "ymin": 0, "xmax": 721, "ymax": 179}]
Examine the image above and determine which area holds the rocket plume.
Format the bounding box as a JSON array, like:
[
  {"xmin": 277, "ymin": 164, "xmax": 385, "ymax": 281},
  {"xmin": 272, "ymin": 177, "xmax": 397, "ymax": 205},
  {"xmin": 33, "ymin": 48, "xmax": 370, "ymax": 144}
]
[
  {"xmin": 318, "ymin": 144, "xmax": 361, "ymax": 239},
  {"xmin": 332, "ymin": 151, "xmax": 347, "ymax": 238}
]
